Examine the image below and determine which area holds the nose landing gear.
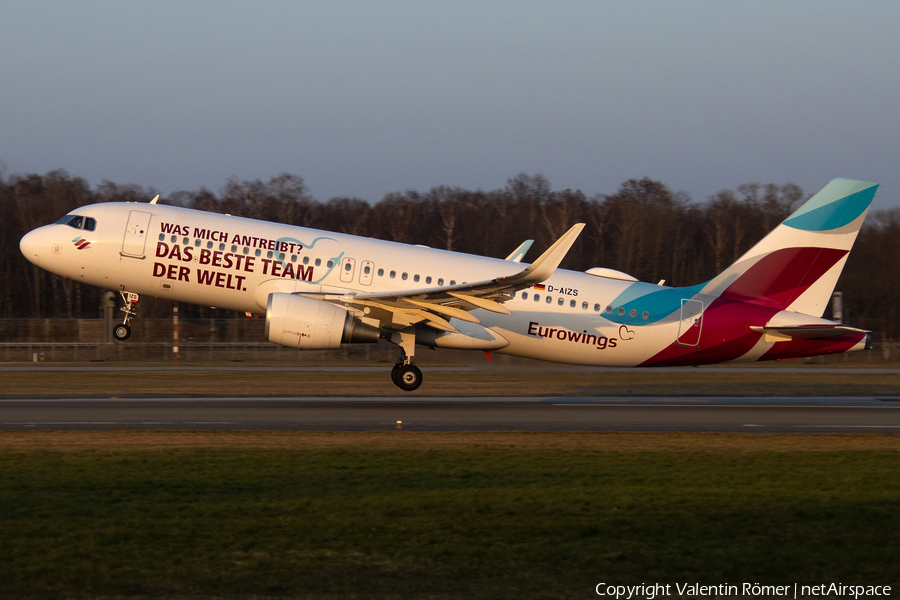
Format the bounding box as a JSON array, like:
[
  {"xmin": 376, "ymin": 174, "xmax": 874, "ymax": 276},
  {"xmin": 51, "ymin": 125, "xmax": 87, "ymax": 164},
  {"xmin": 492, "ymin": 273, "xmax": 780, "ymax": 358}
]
[{"xmin": 113, "ymin": 292, "xmax": 140, "ymax": 341}]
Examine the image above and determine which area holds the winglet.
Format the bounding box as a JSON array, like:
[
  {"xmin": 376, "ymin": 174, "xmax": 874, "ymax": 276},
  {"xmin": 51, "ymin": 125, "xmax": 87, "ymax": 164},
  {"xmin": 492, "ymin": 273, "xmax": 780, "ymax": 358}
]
[
  {"xmin": 150, "ymin": 195, "xmax": 160, "ymax": 205},
  {"xmin": 505, "ymin": 239, "xmax": 534, "ymax": 262},
  {"xmin": 504, "ymin": 223, "xmax": 584, "ymax": 285}
]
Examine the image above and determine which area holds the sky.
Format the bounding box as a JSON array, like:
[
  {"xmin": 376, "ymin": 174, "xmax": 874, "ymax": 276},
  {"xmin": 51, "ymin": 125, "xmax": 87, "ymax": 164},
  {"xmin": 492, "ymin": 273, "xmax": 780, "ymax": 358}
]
[{"xmin": 1, "ymin": 1, "xmax": 899, "ymax": 208}]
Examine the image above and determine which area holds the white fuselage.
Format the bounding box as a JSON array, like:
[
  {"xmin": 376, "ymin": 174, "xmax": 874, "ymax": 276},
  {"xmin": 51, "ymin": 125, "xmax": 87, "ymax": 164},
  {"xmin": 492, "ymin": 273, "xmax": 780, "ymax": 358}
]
[{"xmin": 20, "ymin": 200, "xmax": 867, "ymax": 368}]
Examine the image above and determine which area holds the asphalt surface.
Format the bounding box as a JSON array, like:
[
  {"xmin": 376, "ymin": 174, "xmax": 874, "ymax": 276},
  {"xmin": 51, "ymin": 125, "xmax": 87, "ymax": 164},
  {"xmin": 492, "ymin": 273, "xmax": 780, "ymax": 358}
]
[{"xmin": 2, "ymin": 396, "xmax": 900, "ymax": 432}]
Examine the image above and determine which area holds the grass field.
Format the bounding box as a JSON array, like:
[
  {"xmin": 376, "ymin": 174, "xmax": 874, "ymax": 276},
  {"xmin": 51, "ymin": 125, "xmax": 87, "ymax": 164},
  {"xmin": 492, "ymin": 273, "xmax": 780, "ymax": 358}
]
[{"xmin": 1, "ymin": 431, "xmax": 898, "ymax": 599}]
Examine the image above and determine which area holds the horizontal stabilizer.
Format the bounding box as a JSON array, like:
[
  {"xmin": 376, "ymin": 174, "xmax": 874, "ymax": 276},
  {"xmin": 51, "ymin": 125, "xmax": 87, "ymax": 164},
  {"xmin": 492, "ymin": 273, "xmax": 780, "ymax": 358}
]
[{"xmin": 750, "ymin": 324, "xmax": 868, "ymax": 340}]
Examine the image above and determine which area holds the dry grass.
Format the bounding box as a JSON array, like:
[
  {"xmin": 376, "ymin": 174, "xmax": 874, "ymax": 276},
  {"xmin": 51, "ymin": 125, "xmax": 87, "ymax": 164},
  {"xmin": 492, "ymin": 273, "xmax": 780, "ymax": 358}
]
[{"xmin": 3, "ymin": 366, "xmax": 900, "ymax": 396}]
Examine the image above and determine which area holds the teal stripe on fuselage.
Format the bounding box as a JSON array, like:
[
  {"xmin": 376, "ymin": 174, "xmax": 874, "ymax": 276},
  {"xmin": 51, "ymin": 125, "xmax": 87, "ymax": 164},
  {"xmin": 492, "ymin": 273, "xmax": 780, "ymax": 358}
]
[
  {"xmin": 604, "ymin": 282, "xmax": 706, "ymax": 326},
  {"xmin": 784, "ymin": 179, "xmax": 877, "ymax": 232}
]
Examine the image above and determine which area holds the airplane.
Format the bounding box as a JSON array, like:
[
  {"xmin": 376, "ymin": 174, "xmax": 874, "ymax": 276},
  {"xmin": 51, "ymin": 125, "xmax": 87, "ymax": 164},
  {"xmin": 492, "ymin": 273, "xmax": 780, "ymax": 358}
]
[{"xmin": 19, "ymin": 177, "xmax": 877, "ymax": 391}]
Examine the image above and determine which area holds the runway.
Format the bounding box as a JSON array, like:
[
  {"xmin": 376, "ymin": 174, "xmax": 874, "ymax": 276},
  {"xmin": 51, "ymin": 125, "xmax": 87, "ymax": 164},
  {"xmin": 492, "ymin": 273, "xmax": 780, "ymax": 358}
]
[{"xmin": 2, "ymin": 396, "xmax": 900, "ymax": 433}]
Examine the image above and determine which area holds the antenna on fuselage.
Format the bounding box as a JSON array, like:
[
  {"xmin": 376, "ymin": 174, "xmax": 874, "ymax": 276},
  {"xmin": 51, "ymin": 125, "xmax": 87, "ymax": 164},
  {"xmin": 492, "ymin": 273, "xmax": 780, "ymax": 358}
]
[{"xmin": 150, "ymin": 195, "xmax": 159, "ymax": 204}]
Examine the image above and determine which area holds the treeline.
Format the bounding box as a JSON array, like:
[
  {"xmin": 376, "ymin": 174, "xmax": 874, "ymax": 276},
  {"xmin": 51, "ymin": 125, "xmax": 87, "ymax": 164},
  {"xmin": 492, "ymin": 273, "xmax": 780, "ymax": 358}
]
[{"xmin": 2, "ymin": 170, "xmax": 898, "ymax": 339}]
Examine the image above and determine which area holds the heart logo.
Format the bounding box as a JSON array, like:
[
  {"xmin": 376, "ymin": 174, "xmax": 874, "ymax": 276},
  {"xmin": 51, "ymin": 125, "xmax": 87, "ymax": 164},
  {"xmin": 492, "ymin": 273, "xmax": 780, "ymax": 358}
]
[{"xmin": 618, "ymin": 325, "xmax": 635, "ymax": 341}]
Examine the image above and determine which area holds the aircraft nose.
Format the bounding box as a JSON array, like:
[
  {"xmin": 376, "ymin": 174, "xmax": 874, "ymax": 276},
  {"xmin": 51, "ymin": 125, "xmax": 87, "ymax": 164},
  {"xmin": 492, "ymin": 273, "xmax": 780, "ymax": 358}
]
[{"xmin": 19, "ymin": 228, "xmax": 45, "ymax": 266}]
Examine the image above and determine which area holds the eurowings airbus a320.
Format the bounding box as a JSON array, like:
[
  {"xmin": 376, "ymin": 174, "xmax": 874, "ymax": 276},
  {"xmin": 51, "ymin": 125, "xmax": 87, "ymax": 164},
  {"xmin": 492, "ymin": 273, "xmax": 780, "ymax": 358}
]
[{"xmin": 20, "ymin": 178, "xmax": 877, "ymax": 391}]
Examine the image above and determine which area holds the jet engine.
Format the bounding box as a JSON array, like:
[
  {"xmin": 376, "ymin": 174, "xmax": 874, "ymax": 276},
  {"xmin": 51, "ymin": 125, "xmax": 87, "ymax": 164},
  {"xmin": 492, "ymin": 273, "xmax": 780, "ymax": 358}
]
[{"xmin": 265, "ymin": 293, "xmax": 380, "ymax": 349}]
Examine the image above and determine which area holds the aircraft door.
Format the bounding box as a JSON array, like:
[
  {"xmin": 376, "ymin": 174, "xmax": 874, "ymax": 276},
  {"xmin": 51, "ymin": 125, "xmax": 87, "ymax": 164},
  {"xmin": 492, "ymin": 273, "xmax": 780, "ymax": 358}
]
[
  {"xmin": 676, "ymin": 299, "xmax": 704, "ymax": 347},
  {"xmin": 340, "ymin": 257, "xmax": 356, "ymax": 283},
  {"xmin": 359, "ymin": 260, "xmax": 374, "ymax": 285},
  {"xmin": 121, "ymin": 210, "xmax": 152, "ymax": 258}
]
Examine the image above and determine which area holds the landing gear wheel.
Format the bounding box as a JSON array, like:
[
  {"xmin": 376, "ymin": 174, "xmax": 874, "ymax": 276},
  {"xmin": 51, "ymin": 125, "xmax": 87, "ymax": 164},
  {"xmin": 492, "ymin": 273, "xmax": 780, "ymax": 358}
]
[
  {"xmin": 115, "ymin": 292, "xmax": 140, "ymax": 342},
  {"xmin": 113, "ymin": 323, "xmax": 131, "ymax": 341},
  {"xmin": 391, "ymin": 365, "xmax": 401, "ymax": 386},
  {"xmin": 394, "ymin": 364, "xmax": 423, "ymax": 392}
]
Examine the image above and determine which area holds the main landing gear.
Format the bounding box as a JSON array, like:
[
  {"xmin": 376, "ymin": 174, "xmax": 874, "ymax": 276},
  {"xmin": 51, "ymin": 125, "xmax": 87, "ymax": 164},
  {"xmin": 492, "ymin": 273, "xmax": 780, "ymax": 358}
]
[
  {"xmin": 113, "ymin": 292, "xmax": 140, "ymax": 341},
  {"xmin": 387, "ymin": 329, "xmax": 423, "ymax": 392},
  {"xmin": 391, "ymin": 356, "xmax": 423, "ymax": 392}
]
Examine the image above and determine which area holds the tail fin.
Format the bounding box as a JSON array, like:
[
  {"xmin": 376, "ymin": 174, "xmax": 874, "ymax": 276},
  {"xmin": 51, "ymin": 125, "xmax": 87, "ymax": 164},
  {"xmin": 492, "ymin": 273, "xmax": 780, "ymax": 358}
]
[{"xmin": 702, "ymin": 178, "xmax": 878, "ymax": 316}]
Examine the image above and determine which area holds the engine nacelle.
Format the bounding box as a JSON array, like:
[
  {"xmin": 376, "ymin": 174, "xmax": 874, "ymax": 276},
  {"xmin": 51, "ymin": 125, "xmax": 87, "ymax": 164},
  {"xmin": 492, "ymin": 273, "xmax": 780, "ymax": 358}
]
[{"xmin": 265, "ymin": 293, "xmax": 380, "ymax": 349}]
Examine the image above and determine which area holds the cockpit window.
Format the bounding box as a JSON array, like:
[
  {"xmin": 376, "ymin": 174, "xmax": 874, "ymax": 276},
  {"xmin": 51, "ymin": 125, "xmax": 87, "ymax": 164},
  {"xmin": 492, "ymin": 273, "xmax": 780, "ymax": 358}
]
[{"xmin": 56, "ymin": 215, "xmax": 96, "ymax": 231}]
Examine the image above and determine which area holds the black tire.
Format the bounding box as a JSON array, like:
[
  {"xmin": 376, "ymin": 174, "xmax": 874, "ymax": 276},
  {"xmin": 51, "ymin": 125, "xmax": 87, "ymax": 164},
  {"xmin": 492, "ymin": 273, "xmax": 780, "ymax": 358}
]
[
  {"xmin": 113, "ymin": 324, "xmax": 131, "ymax": 341},
  {"xmin": 394, "ymin": 364, "xmax": 422, "ymax": 392},
  {"xmin": 391, "ymin": 365, "xmax": 401, "ymax": 386}
]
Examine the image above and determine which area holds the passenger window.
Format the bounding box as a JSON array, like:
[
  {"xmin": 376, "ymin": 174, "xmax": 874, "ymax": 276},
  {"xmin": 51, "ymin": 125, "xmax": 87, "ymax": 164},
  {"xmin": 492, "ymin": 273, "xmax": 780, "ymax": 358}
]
[
  {"xmin": 256, "ymin": 249, "xmax": 262, "ymax": 257},
  {"xmin": 195, "ymin": 239, "xmax": 202, "ymax": 247},
  {"xmin": 402, "ymin": 273, "xmax": 408, "ymax": 281},
  {"xmin": 582, "ymin": 302, "xmax": 588, "ymax": 310},
  {"xmin": 546, "ymin": 296, "xmax": 552, "ymax": 304},
  {"xmin": 278, "ymin": 252, "xmax": 284, "ymax": 261},
  {"xmin": 345, "ymin": 263, "xmax": 352, "ymax": 272},
  {"xmin": 630, "ymin": 309, "xmax": 637, "ymax": 318},
  {"xmin": 245, "ymin": 247, "xmax": 251, "ymax": 255},
  {"xmin": 291, "ymin": 254, "xmax": 297, "ymax": 262},
  {"xmin": 327, "ymin": 260, "xmax": 334, "ymax": 268},
  {"xmin": 426, "ymin": 276, "xmax": 432, "ymax": 284},
  {"xmin": 232, "ymin": 245, "xmax": 238, "ymax": 253},
  {"xmin": 171, "ymin": 235, "xmax": 177, "ymax": 243},
  {"xmin": 207, "ymin": 241, "xmax": 213, "ymax": 249},
  {"xmin": 618, "ymin": 307, "xmax": 625, "ymax": 316},
  {"xmin": 390, "ymin": 270, "xmax": 396, "ymax": 279},
  {"xmin": 303, "ymin": 256, "xmax": 309, "ymax": 264},
  {"xmin": 159, "ymin": 234, "xmax": 165, "ymax": 241},
  {"xmin": 642, "ymin": 311, "xmax": 649, "ymax": 320},
  {"xmin": 219, "ymin": 243, "xmax": 225, "ymax": 251},
  {"xmin": 558, "ymin": 298, "xmax": 564, "ymax": 306},
  {"xmin": 521, "ymin": 292, "xmax": 527, "ymax": 300},
  {"xmin": 184, "ymin": 238, "xmax": 190, "ymax": 245},
  {"xmin": 570, "ymin": 300, "xmax": 576, "ymax": 308},
  {"xmin": 268, "ymin": 251, "xmax": 274, "ymax": 259},
  {"xmin": 364, "ymin": 265, "xmax": 371, "ymax": 275},
  {"xmin": 450, "ymin": 280, "xmax": 456, "ymax": 285},
  {"xmin": 534, "ymin": 295, "xmax": 540, "ymax": 302},
  {"xmin": 315, "ymin": 258, "xmax": 321, "ymax": 266},
  {"xmin": 377, "ymin": 268, "xmax": 384, "ymax": 276},
  {"xmin": 595, "ymin": 304, "xmax": 601, "ymax": 312},
  {"xmin": 414, "ymin": 274, "xmax": 420, "ymax": 283},
  {"xmin": 438, "ymin": 278, "xmax": 444, "ymax": 286},
  {"xmin": 606, "ymin": 306, "xmax": 612, "ymax": 313}
]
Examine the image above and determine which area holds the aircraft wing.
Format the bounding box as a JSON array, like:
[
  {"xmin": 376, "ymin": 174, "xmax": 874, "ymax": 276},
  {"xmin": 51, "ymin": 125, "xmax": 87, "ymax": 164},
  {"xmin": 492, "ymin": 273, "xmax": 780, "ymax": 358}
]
[{"xmin": 302, "ymin": 223, "xmax": 584, "ymax": 332}]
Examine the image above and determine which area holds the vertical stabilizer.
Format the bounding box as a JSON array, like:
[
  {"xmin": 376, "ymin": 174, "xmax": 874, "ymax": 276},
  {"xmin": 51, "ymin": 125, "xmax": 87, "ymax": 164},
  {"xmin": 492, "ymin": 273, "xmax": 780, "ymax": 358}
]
[{"xmin": 701, "ymin": 178, "xmax": 878, "ymax": 317}]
